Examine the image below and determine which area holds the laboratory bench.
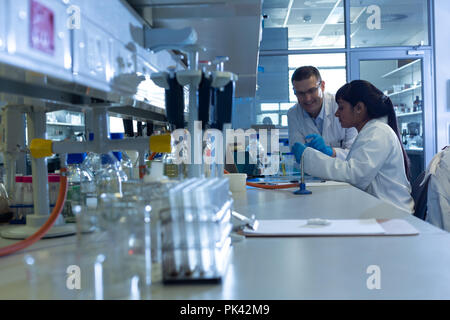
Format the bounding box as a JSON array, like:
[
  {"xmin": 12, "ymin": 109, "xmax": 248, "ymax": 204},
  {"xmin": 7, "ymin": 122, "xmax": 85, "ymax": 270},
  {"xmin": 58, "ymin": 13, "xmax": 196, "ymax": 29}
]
[{"xmin": 0, "ymin": 183, "xmax": 449, "ymax": 300}]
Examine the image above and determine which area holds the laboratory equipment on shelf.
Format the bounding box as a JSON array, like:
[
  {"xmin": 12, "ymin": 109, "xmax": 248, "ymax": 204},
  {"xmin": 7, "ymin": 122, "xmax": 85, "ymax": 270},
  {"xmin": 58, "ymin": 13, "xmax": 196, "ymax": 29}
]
[
  {"xmin": 198, "ymin": 60, "xmax": 213, "ymax": 130},
  {"xmin": 1, "ymin": 109, "xmax": 76, "ymax": 239},
  {"xmin": 1, "ymin": 105, "xmax": 171, "ymax": 243},
  {"xmin": 0, "ymin": 165, "xmax": 69, "ymax": 257},
  {"xmin": 164, "ymin": 65, "xmax": 186, "ymax": 130},
  {"xmin": 151, "ymin": 43, "xmax": 238, "ymax": 179}
]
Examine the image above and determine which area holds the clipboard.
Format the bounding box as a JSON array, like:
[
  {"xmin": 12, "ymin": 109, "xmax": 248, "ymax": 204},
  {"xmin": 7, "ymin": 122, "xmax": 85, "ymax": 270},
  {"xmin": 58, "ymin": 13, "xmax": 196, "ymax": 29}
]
[{"xmin": 242, "ymin": 218, "xmax": 419, "ymax": 237}]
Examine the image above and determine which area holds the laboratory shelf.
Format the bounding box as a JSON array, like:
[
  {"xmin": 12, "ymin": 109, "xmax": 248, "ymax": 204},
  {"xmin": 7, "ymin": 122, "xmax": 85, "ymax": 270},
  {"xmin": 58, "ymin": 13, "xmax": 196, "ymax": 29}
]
[
  {"xmin": 382, "ymin": 59, "xmax": 421, "ymax": 78},
  {"xmin": 46, "ymin": 122, "xmax": 85, "ymax": 127},
  {"xmin": 388, "ymin": 85, "xmax": 422, "ymax": 98},
  {"xmin": 405, "ymin": 148, "xmax": 423, "ymax": 155},
  {"xmin": 397, "ymin": 111, "xmax": 422, "ymax": 118}
]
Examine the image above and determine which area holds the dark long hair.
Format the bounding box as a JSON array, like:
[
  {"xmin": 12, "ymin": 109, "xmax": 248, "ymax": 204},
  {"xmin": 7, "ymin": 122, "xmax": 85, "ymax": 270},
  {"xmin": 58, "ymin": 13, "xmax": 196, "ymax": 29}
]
[{"xmin": 335, "ymin": 80, "xmax": 410, "ymax": 179}]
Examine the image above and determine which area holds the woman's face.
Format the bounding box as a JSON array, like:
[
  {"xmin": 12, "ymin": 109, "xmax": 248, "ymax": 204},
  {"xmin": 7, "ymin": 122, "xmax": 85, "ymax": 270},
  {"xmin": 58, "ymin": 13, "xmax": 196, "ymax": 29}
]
[{"xmin": 335, "ymin": 98, "xmax": 358, "ymax": 129}]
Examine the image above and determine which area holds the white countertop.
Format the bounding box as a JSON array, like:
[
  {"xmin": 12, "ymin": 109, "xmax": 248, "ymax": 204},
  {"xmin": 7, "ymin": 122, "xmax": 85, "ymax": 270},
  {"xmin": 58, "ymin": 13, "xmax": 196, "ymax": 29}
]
[{"xmin": 0, "ymin": 183, "xmax": 448, "ymax": 299}]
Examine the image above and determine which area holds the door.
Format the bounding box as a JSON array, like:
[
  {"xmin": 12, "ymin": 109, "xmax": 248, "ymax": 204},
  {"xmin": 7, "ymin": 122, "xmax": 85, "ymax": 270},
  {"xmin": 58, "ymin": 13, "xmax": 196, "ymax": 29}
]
[{"xmin": 349, "ymin": 48, "xmax": 435, "ymax": 182}]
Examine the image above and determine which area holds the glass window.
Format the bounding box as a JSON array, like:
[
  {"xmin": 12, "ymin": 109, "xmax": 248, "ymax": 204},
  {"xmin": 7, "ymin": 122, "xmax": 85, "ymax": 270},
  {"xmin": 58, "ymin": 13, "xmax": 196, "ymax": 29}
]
[
  {"xmin": 261, "ymin": 0, "xmax": 429, "ymax": 50},
  {"xmin": 350, "ymin": 0, "xmax": 429, "ymax": 48},
  {"xmin": 289, "ymin": 53, "xmax": 347, "ymax": 99},
  {"xmin": 255, "ymin": 53, "xmax": 346, "ymax": 128},
  {"xmin": 256, "ymin": 113, "xmax": 279, "ymax": 125},
  {"xmin": 280, "ymin": 103, "xmax": 293, "ymax": 111},
  {"xmin": 262, "ymin": 0, "xmax": 345, "ymax": 49},
  {"xmin": 109, "ymin": 116, "xmax": 125, "ymax": 133},
  {"xmin": 261, "ymin": 103, "xmax": 280, "ymax": 111},
  {"xmin": 359, "ymin": 58, "xmax": 424, "ymax": 181}
]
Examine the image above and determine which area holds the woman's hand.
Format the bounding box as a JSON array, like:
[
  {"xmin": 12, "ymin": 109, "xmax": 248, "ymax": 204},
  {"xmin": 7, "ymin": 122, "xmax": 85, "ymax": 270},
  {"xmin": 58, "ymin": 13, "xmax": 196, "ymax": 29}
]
[
  {"xmin": 292, "ymin": 142, "xmax": 307, "ymax": 163},
  {"xmin": 305, "ymin": 134, "xmax": 334, "ymax": 157}
]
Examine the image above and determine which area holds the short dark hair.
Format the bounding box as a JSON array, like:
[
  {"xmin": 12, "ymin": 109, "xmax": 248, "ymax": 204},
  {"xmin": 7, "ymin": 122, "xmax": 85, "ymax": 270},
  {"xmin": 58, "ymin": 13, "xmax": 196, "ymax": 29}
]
[{"xmin": 291, "ymin": 66, "xmax": 322, "ymax": 84}]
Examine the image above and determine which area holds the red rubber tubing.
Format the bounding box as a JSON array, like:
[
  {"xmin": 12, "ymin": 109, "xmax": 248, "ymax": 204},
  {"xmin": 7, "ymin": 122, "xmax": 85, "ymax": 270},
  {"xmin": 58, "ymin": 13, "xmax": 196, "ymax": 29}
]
[{"xmin": 0, "ymin": 168, "xmax": 68, "ymax": 257}]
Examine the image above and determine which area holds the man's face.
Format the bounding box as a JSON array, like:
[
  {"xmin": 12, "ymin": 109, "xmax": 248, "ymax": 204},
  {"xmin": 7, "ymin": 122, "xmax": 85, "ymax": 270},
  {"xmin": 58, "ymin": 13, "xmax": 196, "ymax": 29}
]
[{"xmin": 292, "ymin": 76, "xmax": 325, "ymax": 117}]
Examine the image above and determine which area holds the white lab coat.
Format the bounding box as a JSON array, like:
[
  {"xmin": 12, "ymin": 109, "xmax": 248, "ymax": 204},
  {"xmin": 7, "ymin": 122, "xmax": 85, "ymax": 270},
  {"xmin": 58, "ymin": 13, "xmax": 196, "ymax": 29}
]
[
  {"xmin": 425, "ymin": 147, "xmax": 450, "ymax": 231},
  {"xmin": 302, "ymin": 117, "xmax": 414, "ymax": 213},
  {"xmin": 287, "ymin": 92, "xmax": 357, "ymax": 160}
]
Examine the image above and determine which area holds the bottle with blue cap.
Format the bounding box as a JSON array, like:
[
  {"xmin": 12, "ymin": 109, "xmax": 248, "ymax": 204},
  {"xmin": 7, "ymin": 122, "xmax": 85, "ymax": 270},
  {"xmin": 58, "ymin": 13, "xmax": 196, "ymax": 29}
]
[
  {"xmin": 82, "ymin": 133, "xmax": 128, "ymax": 196},
  {"xmin": 110, "ymin": 132, "xmax": 135, "ymax": 180},
  {"xmin": 63, "ymin": 153, "xmax": 94, "ymax": 225},
  {"xmin": 82, "ymin": 133, "xmax": 103, "ymax": 175}
]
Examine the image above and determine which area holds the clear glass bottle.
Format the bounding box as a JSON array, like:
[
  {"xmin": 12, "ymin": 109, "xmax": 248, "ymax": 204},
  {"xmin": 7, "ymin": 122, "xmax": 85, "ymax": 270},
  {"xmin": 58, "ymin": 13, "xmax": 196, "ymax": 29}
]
[
  {"xmin": 95, "ymin": 153, "xmax": 127, "ymax": 196},
  {"xmin": 92, "ymin": 181, "xmax": 153, "ymax": 298},
  {"xmin": 63, "ymin": 153, "xmax": 95, "ymax": 225},
  {"xmin": 112, "ymin": 151, "xmax": 130, "ymax": 184},
  {"xmin": 80, "ymin": 148, "xmax": 127, "ymax": 233},
  {"xmin": 163, "ymin": 131, "xmax": 188, "ymax": 180},
  {"xmin": 120, "ymin": 151, "xmax": 135, "ymax": 180},
  {"xmin": 110, "ymin": 132, "xmax": 135, "ymax": 180}
]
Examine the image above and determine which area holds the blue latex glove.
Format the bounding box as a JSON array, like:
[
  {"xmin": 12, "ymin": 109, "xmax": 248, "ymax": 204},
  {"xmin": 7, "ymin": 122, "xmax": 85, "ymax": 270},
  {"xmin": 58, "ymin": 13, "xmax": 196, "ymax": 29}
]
[
  {"xmin": 305, "ymin": 134, "xmax": 333, "ymax": 157},
  {"xmin": 292, "ymin": 142, "xmax": 307, "ymax": 163}
]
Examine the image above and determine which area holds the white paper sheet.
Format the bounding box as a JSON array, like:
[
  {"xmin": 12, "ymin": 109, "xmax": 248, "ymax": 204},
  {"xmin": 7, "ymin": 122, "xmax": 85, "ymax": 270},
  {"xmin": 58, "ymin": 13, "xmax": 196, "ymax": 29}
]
[
  {"xmin": 306, "ymin": 181, "xmax": 350, "ymax": 187},
  {"xmin": 243, "ymin": 219, "xmax": 387, "ymax": 236}
]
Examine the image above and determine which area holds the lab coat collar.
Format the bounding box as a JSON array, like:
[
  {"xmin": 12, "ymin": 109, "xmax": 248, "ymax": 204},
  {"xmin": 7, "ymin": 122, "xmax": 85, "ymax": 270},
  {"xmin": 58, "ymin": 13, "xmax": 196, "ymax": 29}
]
[
  {"xmin": 366, "ymin": 116, "xmax": 388, "ymax": 127},
  {"xmin": 301, "ymin": 101, "xmax": 325, "ymax": 121},
  {"xmin": 322, "ymin": 92, "xmax": 336, "ymax": 130}
]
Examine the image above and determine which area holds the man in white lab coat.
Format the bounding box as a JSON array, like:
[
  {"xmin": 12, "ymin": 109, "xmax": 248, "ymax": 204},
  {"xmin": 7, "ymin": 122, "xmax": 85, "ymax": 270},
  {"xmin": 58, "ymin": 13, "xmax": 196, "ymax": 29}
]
[
  {"xmin": 287, "ymin": 66, "xmax": 357, "ymax": 159},
  {"xmin": 425, "ymin": 146, "xmax": 450, "ymax": 230}
]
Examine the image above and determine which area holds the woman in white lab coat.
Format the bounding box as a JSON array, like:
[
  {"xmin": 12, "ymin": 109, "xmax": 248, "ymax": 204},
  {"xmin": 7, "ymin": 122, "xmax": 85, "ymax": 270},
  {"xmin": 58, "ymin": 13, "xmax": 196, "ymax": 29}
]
[
  {"xmin": 425, "ymin": 146, "xmax": 450, "ymax": 230},
  {"xmin": 292, "ymin": 80, "xmax": 415, "ymax": 213}
]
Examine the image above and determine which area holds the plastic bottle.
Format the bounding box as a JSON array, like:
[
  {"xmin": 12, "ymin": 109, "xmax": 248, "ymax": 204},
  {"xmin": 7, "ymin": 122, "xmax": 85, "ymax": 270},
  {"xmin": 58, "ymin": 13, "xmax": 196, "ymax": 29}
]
[
  {"xmin": 163, "ymin": 131, "xmax": 188, "ymax": 180},
  {"xmin": 247, "ymin": 133, "xmax": 266, "ymax": 175},
  {"xmin": 63, "ymin": 153, "xmax": 93, "ymax": 224},
  {"xmin": 95, "ymin": 153, "xmax": 127, "ymax": 196},
  {"xmin": 82, "ymin": 133, "xmax": 128, "ymax": 195},
  {"xmin": 110, "ymin": 133, "xmax": 134, "ymax": 180},
  {"xmin": 402, "ymin": 129, "xmax": 408, "ymax": 146},
  {"xmin": 413, "ymin": 96, "xmax": 422, "ymax": 112}
]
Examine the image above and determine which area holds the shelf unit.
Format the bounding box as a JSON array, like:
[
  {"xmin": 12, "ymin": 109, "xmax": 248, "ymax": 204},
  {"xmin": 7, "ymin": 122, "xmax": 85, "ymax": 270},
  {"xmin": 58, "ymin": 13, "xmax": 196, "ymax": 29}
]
[
  {"xmin": 380, "ymin": 58, "xmax": 424, "ymax": 181},
  {"xmin": 397, "ymin": 111, "xmax": 422, "ymax": 118},
  {"xmin": 388, "ymin": 84, "xmax": 422, "ymax": 98},
  {"xmin": 46, "ymin": 122, "xmax": 84, "ymax": 127},
  {"xmin": 381, "ymin": 59, "xmax": 421, "ymax": 79}
]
